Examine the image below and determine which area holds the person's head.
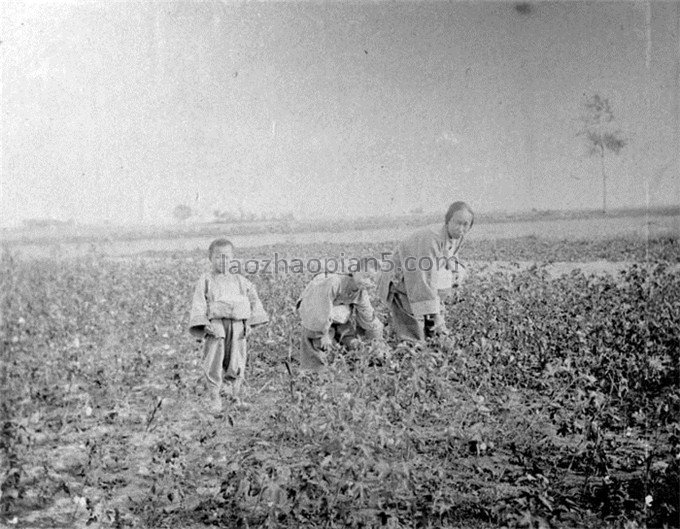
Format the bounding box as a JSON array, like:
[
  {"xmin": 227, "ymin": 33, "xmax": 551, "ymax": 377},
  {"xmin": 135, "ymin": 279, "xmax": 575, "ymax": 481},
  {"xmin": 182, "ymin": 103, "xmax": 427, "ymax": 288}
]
[
  {"xmin": 348, "ymin": 257, "xmax": 379, "ymax": 291},
  {"xmin": 444, "ymin": 201, "xmax": 474, "ymax": 240},
  {"xmin": 349, "ymin": 271, "xmax": 374, "ymax": 291},
  {"xmin": 208, "ymin": 238, "xmax": 234, "ymax": 274}
]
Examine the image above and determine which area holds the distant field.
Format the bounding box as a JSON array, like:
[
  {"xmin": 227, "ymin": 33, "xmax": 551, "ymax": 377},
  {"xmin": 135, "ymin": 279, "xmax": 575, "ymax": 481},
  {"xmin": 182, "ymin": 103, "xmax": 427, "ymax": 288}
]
[
  {"xmin": 3, "ymin": 211, "xmax": 679, "ymax": 260},
  {"xmin": 2, "ymin": 206, "xmax": 678, "ymax": 243}
]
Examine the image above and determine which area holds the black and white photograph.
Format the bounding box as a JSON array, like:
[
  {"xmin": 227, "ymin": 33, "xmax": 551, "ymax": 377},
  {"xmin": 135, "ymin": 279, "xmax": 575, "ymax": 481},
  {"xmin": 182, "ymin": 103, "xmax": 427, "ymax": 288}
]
[{"xmin": 1, "ymin": 0, "xmax": 679, "ymax": 527}]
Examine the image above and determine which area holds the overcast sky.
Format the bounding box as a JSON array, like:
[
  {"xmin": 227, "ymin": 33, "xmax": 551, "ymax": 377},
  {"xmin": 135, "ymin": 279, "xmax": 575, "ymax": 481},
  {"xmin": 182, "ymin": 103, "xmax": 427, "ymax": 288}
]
[{"xmin": 1, "ymin": 0, "xmax": 679, "ymax": 225}]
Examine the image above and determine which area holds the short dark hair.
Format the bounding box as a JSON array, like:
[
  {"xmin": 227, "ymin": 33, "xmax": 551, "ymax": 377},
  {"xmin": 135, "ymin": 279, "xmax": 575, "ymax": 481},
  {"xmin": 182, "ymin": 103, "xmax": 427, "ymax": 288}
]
[
  {"xmin": 208, "ymin": 238, "xmax": 234, "ymax": 257},
  {"xmin": 444, "ymin": 201, "xmax": 474, "ymax": 228}
]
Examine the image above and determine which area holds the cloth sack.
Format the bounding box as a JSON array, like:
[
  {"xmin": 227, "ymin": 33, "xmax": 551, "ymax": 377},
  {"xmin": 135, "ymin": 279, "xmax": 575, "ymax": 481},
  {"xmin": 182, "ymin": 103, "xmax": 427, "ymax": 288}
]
[{"xmin": 208, "ymin": 295, "xmax": 252, "ymax": 320}]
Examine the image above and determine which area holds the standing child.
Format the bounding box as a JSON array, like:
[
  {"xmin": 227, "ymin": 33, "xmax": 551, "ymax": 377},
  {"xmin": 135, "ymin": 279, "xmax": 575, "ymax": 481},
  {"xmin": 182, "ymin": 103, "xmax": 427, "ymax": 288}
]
[{"xmin": 189, "ymin": 238, "xmax": 268, "ymax": 412}]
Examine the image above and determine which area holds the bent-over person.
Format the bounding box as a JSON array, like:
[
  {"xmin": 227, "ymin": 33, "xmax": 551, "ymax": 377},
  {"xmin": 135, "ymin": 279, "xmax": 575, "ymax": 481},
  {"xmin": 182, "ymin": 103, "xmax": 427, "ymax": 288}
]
[
  {"xmin": 297, "ymin": 271, "xmax": 384, "ymax": 369},
  {"xmin": 377, "ymin": 201, "xmax": 473, "ymax": 342}
]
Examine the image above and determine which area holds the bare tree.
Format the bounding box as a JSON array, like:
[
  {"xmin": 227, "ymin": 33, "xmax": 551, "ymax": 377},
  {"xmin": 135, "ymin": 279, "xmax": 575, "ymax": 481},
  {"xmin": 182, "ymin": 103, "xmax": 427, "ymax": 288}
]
[{"xmin": 577, "ymin": 94, "xmax": 627, "ymax": 214}]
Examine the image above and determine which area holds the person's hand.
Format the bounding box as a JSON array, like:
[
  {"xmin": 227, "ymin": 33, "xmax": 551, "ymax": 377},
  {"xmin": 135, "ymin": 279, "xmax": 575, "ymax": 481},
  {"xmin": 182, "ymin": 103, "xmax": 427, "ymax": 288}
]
[
  {"xmin": 204, "ymin": 322, "xmax": 218, "ymax": 337},
  {"xmin": 452, "ymin": 261, "xmax": 468, "ymax": 286},
  {"xmin": 432, "ymin": 314, "xmax": 450, "ymax": 336},
  {"xmin": 319, "ymin": 334, "xmax": 334, "ymax": 351},
  {"xmin": 438, "ymin": 288, "xmax": 454, "ymax": 301},
  {"xmin": 346, "ymin": 338, "xmax": 361, "ymax": 350},
  {"xmin": 435, "ymin": 326, "xmax": 450, "ymax": 337}
]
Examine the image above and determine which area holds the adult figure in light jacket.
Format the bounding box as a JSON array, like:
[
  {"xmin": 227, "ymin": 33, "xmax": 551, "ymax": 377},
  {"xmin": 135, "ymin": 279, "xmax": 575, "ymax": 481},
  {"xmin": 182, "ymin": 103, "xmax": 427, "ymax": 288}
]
[{"xmin": 377, "ymin": 201, "xmax": 473, "ymax": 342}]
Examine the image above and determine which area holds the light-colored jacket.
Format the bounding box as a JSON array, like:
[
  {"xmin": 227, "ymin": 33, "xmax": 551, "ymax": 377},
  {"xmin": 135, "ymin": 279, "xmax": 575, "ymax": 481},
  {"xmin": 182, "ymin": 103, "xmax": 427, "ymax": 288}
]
[
  {"xmin": 188, "ymin": 272, "xmax": 268, "ymax": 337},
  {"xmin": 377, "ymin": 225, "xmax": 465, "ymax": 316},
  {"xmin": 297, "ymin": 273, "xmax": 375, "ymax": 334}
]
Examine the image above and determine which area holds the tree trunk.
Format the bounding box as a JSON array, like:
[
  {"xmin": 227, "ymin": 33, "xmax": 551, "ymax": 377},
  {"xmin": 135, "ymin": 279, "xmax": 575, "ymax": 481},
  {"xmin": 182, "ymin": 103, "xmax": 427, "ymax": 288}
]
[{"xmin": 600, "ymin": 148, "xmax": 607, "ymax": 214}]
